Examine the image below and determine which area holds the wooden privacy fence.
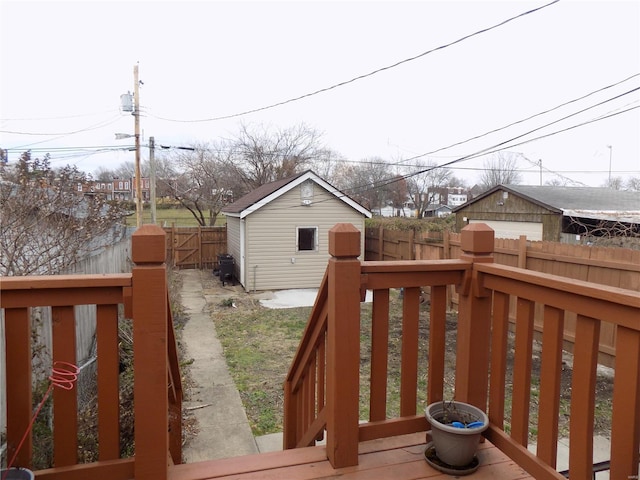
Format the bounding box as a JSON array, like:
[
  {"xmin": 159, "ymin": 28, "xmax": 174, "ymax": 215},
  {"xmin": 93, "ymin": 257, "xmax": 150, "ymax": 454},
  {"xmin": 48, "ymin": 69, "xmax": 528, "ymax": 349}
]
[
  {"xmin": 163, "ymin": 225, "xmax": 227, "ymax": 269},
  {"xmin": 365, "ymin": 226, "xmax": 640, "ymax": 366}
]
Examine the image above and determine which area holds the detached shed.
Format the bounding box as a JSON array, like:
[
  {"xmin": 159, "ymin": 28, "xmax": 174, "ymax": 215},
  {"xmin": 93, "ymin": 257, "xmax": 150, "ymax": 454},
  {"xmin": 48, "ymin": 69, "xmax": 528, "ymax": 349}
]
[
  {"xmin": 221, "ymin": 170, "xmax": 371, "ymax": 291},
  {"xmin": 452, "ymin": 184, "xmax": 640, "ymax": 242}
]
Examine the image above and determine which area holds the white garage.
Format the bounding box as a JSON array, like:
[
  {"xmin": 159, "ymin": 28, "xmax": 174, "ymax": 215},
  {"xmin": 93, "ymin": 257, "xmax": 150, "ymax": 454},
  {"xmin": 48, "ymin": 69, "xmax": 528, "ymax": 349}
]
[{"xmin": 470, "ymin": 219, "xmax": 543, "ymax": 241}]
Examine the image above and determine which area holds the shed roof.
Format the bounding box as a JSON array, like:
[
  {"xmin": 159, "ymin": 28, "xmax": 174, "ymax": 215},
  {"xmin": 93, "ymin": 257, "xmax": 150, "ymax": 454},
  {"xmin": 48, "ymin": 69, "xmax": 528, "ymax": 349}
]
[
  {"xmin": 453, "ymin": 184, "xmax": 640, "ymax": 222},
  {"xmin": 221, "ymin": 170, "xmax": 371, "ymax": 219}
]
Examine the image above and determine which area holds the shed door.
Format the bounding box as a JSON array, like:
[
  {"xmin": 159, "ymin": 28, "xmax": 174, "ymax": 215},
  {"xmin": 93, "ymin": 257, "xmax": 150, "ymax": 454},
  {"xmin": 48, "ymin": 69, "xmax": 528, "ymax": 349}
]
[{"xmin": 470, "ymin": 220, "xmax": 543, "ymax": 241}]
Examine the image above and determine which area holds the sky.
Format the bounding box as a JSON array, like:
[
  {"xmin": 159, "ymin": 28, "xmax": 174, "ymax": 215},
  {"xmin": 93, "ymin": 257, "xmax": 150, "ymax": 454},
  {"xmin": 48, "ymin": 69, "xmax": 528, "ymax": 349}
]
[{"xmin": 1, "ymin": 0, "xmax": 639, "ymax": 188}]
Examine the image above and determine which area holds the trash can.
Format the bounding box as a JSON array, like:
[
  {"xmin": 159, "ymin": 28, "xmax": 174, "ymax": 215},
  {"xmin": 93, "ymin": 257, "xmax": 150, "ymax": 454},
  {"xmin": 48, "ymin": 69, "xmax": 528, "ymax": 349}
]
[{"xmin": 217, "ymin": 254, "xmax": 234, "ymax": 286}]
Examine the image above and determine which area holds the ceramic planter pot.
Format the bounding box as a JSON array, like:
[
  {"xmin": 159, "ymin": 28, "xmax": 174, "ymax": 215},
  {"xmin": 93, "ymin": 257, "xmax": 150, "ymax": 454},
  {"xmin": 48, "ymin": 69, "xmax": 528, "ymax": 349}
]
[
  {"xmin": 425, "ymin": 401, "xmax": 489, "ymax": 467},
  {"xmin": 0, "ymin": 468, "xmax": 34, "ymax": 480}
]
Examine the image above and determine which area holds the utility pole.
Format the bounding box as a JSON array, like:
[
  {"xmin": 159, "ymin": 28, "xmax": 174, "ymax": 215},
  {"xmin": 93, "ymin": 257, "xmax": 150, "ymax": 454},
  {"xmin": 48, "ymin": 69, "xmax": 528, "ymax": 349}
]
[
  {"xmin": 149, "ymin": 136, "xmax": 157, "ymax": 224},
  {"xmin": 134, "ymin": 64, "xmax": 143, "ymax": 227},
  {"xmin": 538, "ymin": 159, "xmax": 543, "ymax": 186}
]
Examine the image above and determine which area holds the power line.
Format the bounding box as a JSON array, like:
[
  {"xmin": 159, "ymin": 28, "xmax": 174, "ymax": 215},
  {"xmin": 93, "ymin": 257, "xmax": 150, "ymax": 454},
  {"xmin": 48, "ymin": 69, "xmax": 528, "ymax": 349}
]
[
  {"xmin": 394, "ymin": 73, "xmax": 640, "ymax": 165},
  {"xmin": 395, "ymin": 87, "xmax": 640, "ymax": 167},
  {"xmin": 294, "ymin": 104, "xmax": 640, "ymax": 209},
  {"xmin": 0, "ymin": 114, "xmax": 123, "ymax": 136},
  {"xmin": 146, "ymin": 0, "xmax": 560, "ymax": 123},
  {"xmin": 7, "ymin": 116, "xmax": 124, "ymax": 150},
  {"xmin": 0, "ymin": 109, "xmax": 120, "ymax": 122}
]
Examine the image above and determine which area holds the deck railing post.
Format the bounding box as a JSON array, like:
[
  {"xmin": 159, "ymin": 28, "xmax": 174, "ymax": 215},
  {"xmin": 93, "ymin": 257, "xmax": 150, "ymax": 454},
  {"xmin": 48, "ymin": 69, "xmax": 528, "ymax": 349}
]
[
  {"xmin": 326, "ymin": 223, "xmax": 362, "ymax": 468},
  {"xmin": 132, "ymin": 225, "xmax": 169, "ymax": 480},
  {"xmin": 455, "ymin": 223, "xmax": 494, "ymax": 409}
]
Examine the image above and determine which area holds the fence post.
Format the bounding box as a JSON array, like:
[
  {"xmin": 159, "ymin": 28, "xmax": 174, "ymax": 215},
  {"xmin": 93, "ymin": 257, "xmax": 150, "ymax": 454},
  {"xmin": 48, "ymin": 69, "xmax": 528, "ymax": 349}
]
[
  {"xmin": 443, "ymin": 230, "xmax": 450, "ymax": 260},
  {"xmin": 518, "ymin": 235, "xmax": 527, "ymax": 269},
  {"xmin": 326, "ymin": 223, "xmax": 361, "ymax": 468},
  {"xmin": 444, "ymin": 230, "xmax": 452, "ymax": 310},
  {"xmin": 455, "ymin": 223, "xmax": 494, "ymax": 410},
  {"xmin": 409, "ymin": 229, "xmax": 415, "ymax": 260},
  {"xmin": 378, "ymin": 225, "xmax": 384, "ymax": 260},
  {"xmin": 132, "ymin": 225, "xmax": 169, "ymax": 480}
]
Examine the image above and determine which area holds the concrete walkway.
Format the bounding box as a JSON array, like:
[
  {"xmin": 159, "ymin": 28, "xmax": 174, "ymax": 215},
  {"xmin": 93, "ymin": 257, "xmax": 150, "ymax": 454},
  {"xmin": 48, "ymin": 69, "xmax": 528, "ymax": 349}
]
[{"xmin": 180, "ymin": 269, "xmax": 259, "ymax": 462}]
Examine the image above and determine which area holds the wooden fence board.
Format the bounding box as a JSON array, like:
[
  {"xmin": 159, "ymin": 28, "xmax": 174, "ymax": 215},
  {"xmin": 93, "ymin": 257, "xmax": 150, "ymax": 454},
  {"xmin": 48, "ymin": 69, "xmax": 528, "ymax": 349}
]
[
  {"xmin": 365, "ymin": 227, "xmax": 640, "ymax": 366},
  {"xmin": 164, "ymin": 226, "xmax": 227, "ymax": 269}
]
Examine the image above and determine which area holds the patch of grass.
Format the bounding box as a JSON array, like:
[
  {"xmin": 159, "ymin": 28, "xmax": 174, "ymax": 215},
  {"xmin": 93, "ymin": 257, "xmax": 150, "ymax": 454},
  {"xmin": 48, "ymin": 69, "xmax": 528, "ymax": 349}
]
[
  {"xmin": 212, "ymin": 299, "xmax": 309, "ymax": 435},
  {"xmin": 212, "ymin": 290, "xmax": 444, "ymax": 435},
  {"xmin": 211, "ymin": 287, "xmax": 614, "ymax": 442}
]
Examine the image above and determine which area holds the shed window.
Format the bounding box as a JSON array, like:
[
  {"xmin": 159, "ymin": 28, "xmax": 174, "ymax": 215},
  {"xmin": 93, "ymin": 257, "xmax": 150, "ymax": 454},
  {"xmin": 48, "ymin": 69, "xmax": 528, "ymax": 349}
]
[{"xmin": 297, "ymin": 227, "xmax": 318, "ymax": 252}]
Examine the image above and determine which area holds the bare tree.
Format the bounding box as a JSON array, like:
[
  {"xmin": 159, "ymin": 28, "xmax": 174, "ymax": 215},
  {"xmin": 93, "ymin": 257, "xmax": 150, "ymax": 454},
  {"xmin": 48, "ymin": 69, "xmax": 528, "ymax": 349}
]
[
  {"xmin": 479, "ymin": 152, "xmax": 522, "ymax": 191},
  {"xmin": 626, "ymin": 176, "xmax": 640, "ymax": 192},
  {"xmin": 545, "ymin": 178, "xmax": 570, "ymax": 187},
  {"xmin": 0, "ymin": 152, "xmax": 127, "ymax": 276},
  {"xmin": 602, "ymin": 176, "xmax": 625, "ymax": 190},
  {"xmin": 332, "ymin": 158, "xmax": 393, "ymax": 211},
  {"xmin": 224, "ymin": 123, "xmax": 325, "ymax": 191},
  {"xmin": 386, "ymin": 175, "xmax": 411, "ymax": 215},
  {"xmin": 159, "ymin": 143, "xmax": 231, "ymax": 226},
  {"xmin": 566, "ymin": 216, "xmax": 640, "ymax": 241},
  {"xmin": 405, "ymin": 160, "xmax": 453, "ymax": 218}
]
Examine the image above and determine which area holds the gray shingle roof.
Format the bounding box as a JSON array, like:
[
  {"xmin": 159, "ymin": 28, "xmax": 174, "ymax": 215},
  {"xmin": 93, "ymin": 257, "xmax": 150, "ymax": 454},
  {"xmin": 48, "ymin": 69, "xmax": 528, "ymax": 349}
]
[
  {"xmin": 503, "ymin": 185, "xmax": 640, "ymax": 212},
  {"xmin": 455, "ymin": 184, "xmax": 640, "ymax": 223},
  {"xmin": 221, "ymin": 171, "xmax": 307, "ymax": 214},
  {"xmin": 221, "ymin": 170, "xmax": 371, "ymax": 218}
]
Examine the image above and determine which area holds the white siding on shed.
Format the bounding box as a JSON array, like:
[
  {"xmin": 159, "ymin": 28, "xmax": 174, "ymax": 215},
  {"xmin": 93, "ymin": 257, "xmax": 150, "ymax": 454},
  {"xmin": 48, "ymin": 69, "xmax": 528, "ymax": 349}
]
[
  {"xmin": 224, "ymin": 216, "xmax": 241, "ymax": 282},
  {"xmin": 470, "ymin": 219, "xmax": 543, "ymax": 241},
  {"xmin": 244, "ymin": 184, "xmax": 365, "ymax": 291}
]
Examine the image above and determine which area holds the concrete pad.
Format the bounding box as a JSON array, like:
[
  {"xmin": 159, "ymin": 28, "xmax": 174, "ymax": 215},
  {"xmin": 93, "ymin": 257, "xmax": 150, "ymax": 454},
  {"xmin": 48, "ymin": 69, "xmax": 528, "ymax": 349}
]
[
  {"xmin": 255, "ymin": 431, "xmax": 326, "ymax": 454},
  {"xmin": 528, "ymin": 436, "xmax": 611, "ymax": 479},
  {"xmin": 255, "ymin": 432, "xmax": 284, "ymax": 453},
  {"xmin": 259, "ymin": 289, "xmax": 373, "ymax": 309}
]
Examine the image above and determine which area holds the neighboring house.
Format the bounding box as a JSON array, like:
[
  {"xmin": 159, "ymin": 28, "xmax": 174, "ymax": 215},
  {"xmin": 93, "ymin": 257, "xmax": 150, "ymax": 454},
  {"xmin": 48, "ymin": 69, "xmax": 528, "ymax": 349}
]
[
  {"xmin": 452, "ymin": 184, "xmax": 640, "ymax": 242},
  {"xmin": 77, "ymin": 180, "xmax": 114, "ymax": 199},
  {"xmin": 372, "ymin": 201, "xmax": 416, "ymax": 218},
  {"xmin": 113, "ymin": 178, "xmax": 132, "ymax": 201},
  {"xmin": 221, "ymin": 170, "xmax": 371, "ymax": 291},
  {"xmin": 423, "ymin": 204, "xmax": 452, "ymax": 218},
  {"xmin": 426, "ymin": 186, "xmax": 468, "ymax": 207}
]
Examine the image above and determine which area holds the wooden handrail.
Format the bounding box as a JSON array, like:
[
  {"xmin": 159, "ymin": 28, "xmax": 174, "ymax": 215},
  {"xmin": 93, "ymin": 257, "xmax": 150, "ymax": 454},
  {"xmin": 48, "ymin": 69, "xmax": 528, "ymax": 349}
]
[
  {"xmin": 166, "ymin": 294, "xmax": 183, "ymax": 465},
  {"xmin": 1, "ymin": 275, "xmax": 130, "ymax": 470},
  {"xmin": 283, "ymin": 224, "xmax": 474, "ymax": 468},
  {"xmin": 283, "ymin": 272, "xmax": 329, "ymax": 450},
  {"xmin": 1, "ymin": 225, "xmax": 183, "ymax": 480},
  {"xmin": 475, "ymin": 261, "xmax": 640, "ymax": 480},
  {"xmin": 285, "ymin": 222, "xmax": 639, "ymax": 480}
]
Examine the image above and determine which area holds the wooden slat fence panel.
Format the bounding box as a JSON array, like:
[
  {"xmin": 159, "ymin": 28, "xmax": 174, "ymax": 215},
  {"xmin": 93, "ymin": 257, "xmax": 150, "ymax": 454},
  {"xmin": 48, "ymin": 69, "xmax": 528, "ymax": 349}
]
[
  {"xmin": 164, "ymin": 226, "xmax": 227, "ymax": 269},
  {"xmin": 366, "ymin": 227, "xmax": 640, "ymax": 365}
]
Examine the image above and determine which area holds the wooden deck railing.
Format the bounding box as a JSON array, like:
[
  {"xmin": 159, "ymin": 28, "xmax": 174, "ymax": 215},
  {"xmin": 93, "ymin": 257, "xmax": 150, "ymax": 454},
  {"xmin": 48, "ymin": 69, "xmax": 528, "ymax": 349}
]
[
  {"xmin": 1, "ymin": 225, "xmax": 182, "ymax": 480},
  {"xmin": 478, "ymin": 261, "xmax": 640, "ymax": 480},
  {"xmin": 284, "ymin": 222, "xmax": 640, "ymax": 480}
]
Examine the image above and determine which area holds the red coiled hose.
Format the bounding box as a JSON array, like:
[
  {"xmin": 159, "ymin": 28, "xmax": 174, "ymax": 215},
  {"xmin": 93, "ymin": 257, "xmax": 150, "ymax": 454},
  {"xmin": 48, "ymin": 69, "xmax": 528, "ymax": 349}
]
[{"xmin": 2, "ymin": 361, "xmax": 79, "ymax": 480}]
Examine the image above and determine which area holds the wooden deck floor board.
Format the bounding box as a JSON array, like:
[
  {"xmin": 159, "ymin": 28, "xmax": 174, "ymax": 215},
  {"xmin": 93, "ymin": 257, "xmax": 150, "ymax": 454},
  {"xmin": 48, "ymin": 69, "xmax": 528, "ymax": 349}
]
[{"xmin": 168, "ymin": 433, "xmax": 534, "ymax": 480}]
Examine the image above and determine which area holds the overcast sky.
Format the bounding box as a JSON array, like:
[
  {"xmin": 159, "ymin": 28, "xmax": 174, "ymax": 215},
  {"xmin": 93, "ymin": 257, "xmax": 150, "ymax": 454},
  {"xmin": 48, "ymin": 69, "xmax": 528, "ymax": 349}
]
[{"xmin": 1, "ymin": 0, "xmax": 639, "ymax": 188}]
